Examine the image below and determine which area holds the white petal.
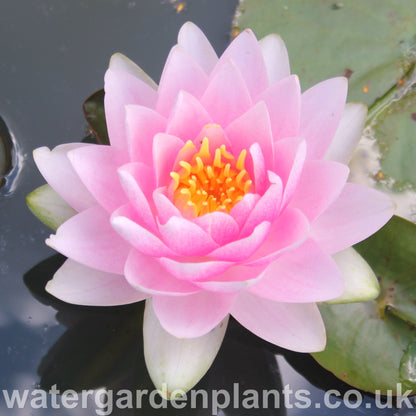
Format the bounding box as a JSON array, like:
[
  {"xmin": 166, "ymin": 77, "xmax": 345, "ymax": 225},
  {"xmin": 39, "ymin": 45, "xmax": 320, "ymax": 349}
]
[
  {"xmin": 326, "ymin": 247, "xmax": 380, "ymax": 304},
  {"xmin": 109, "ymin": 52, "xmax": 157, "ymax": 90},
  {"xmin": 325, "ymin": 102, "xmax": 367, "ymax": 164},
  {"xmin": 259, "ymin": 33, "xmax": 290, "ymax": 85},
  {"xmin": 26, "ymin": 184, "xmax": 77, "ymax": 231},
  {"xmin": 46, "ymin": 259, "xmax": 149, "ymax": 306},
  {"xmin": 143, "ymin": 299, "xmax": 228, "ymax": 398}
]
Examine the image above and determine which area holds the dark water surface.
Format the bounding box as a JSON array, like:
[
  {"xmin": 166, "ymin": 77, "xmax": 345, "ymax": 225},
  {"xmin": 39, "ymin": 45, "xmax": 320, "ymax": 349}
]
[{"xmin": 0, "ymin": 1, "xmax": 414, "ymax": 415}]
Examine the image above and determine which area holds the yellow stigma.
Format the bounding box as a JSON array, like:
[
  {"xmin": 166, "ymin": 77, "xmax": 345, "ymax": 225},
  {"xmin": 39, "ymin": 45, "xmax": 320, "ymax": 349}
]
[{"xmin": 170, "ymin": 137, "xmax": 253, "ymax": 217}]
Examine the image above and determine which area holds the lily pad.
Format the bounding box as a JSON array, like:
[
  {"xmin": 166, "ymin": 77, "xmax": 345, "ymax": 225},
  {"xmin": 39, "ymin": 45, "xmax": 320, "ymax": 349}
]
[
  {"xmin": 313, "ymin": 216, "xmax": 416, "ymax": 394},
  {"xmin": 233, "ymin": 0, "xmax": 416, "ymax": 105},
  {"xmin": 82, "ymin": 89, "xmax": 109, "ymax": 145}
]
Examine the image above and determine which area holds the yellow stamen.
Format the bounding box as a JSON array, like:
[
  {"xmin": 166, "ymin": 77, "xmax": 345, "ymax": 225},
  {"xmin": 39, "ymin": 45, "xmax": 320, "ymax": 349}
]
[{"xmin": 170, "ymin": 138, "xmax": 254, "ymax": 217}]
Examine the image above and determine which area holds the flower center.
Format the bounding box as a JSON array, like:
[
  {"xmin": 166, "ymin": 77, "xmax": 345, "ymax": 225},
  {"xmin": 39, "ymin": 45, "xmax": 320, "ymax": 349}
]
[{"xmin": 170, "ymin": 137, "xmax": 253, "ymax": 217}]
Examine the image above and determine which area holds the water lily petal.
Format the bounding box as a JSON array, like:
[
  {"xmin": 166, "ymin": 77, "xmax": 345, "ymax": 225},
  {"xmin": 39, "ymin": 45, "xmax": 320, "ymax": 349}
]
[
  {"xmin": 201, "ymin": 60, "xmax": 252, "ymax": 127},
  {"xmin": 47, "ymin": 259, "xmax": 148, "ymax": 306},
  {"xmin": 210, "ymin": 221, "xmax": 271, "ymax": 261},
  {"xmin": 325, "ymin": 102, "xmax": 368, "ymax": 164},
  {"xmin": 109, "ymin": 52, "xmax": 157, "ymax": 89},
  {"xmin": 111, "ymin": 205, "xmax": 176, "ymax": 258},
  {"xmin": 327, "ymin": 247, "xmax": 380, "ymax": 304},
  {"xmin": 158, "ymin": 257, "xmax": 233, "ymax": 281},
  {"xmin": 240, "ymin": 182, "xmax": 282, "ymax": 237},
  {"xmin": 125, "ymin": 104, "xmax": 167, "ymax": 164},
  {"xmin": 289, "ymin": 160, "xmax": 349, "ymax": 222},
  {"xmin": 144, "ymin": 299, "xmax": 228, "ymax": 397},
  {"xmin": 26, "ymin": 184, "xmax": 77, "ymax": 231},
  {"xmin": 249, "ymin": 239, "xmax": 344, "ymax": 302},
  {"xmin": 311, "ymin": 183, "xmax": 395, "ymax": 253},
  {"xmin": 166, "ymin": 90, "xmax": 213, "ymax": 142},
  {"xmin": 152, "ymin": 291, "xmax": 234, "ymax": 338},
  {"xmin": 153, "ymin": 133, "xmax": 185, "ymax": 187},
  {"xmin": 193, "ymin": 212, "xmax": 239, "ymax": 245},
  {"xmin": 225, "ymin": 101, "xmax": 274, "ymax": 168},
  {"xmin": 248, "ymin": 143, "xmax": 267, "ymax": 195},
  {"xmin": 259, "ymin": 34, "xmax": 290, "ymax": 85},
  {"xmin": 46, "ymin": 205, "xmax": 130, "ymax": 274},
  {"xmin": 177, "ymin": 22, "xmax": 218, "ymax": 74},
  {"xmin": 299, "ymin": 77, "xmax": 348, "ymax": 159},
  {"xmin": 153, "ymin": 187, "xmax": 181, "ymax": 224},
  {"xmin": 33, "ymin": 144, "xmax": 96, "ymax": 212},
  {"xmin": 231, "ymin": 292, "xmax": 326, "ymax": 352},
  {"xmin": 246, "ymin": 208, "xmax": 310, "ymax": 266},
  {"xmin": 118, "ymin": 163, "xmax": 156, "ymax": 232},
  {"xmin": 258, "ymin": 75, "xmax": 301, "ymax": 140},
  {"xmin": 229, "ymin": 193, "xmax": 260, "ymax": 229},
  {"xmin": 157, "ymin": 45, "xmax": 208, "ymax": 116},
  {"xmin": 104, "ymin": 68, "xmax": 157, "ymax": 148},
  {"xmin": 217, "ymin": 29, "xmax": 268, "ymax": 98},
  {"xmin": 125, "ymin": 250, "xmax": 199, "ymax": 295},
  {"xmin": 273, "ymin": 137, "xmax": 307, "ymax": 209},
  {"xmin": 68, "ymin": 144, "xmax": 127, "ymax": 213},
  {"xmin": 159, "ymin": 216, "xmax": 219, "ymax": 256}
]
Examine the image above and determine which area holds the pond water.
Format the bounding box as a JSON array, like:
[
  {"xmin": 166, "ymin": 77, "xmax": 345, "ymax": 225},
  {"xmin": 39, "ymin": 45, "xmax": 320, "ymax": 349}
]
[{"xmin": 0, "ymin": 1, "xmax": 415, "ymax": 415}]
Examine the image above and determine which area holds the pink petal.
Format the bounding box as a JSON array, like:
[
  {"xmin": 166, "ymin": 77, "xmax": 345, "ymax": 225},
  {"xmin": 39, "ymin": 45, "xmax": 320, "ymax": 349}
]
[
  {"xmin": 125, "ymin": 250, "xmax": 200, "ymax": 295},
  {"xmin": 259, "ymin": 34, "xmax": 290, "ymax": 85},
  {"xmin": 201, "ymin": 60, "xmax": 252, "ymax": 127},
  {"xmin": 225, "ymin": 101, "xmax": 274, "ymax": 168},
  {"xmin": 240, "ymin": 182, "xmax": 282, "ymax": 237},
  {"xmin": 68, "ymin": 144, "xmax": 127, "ymax": 213},
  {"xmin": 231, "ymin": 292, "xmax": 326, "ymax": 352},
  {"xmin": 46, "ymin": 205, "xmax": 130, "ymax": 274},
  {"xmin": 33, "ymin": 144, "xmax": 96, "ymax": 212},
  {"xmin": 47, "ymin": 259, "xmax": 149, "ymax": 306},
  {"xmin": 152, "ymin": 291, "xmax": 234, "ymax": 338},
  {"xmin": 195, "ymin": 264, "xmax": 265, "ymax": 292},
  {"xmin": 118, "ymin": 162, "xmax": 156, "ymax": 232},
  {"xmin": 229, "ymin": 193, "xmax": 260, "ymax": 228},
  {"xmin": 193, "ymin": 212, "xmax": 239, "ymax": 245},
  {"xmin": 158, "ymin": 216, "xmax": 219, "ymax": 256},
  {"xmin": 216, "ymin": 29, "xmax": 268, "ymax": 98},
  {"xmin": 249, "ymin": 239, "xmax": 344, "ymax": 302},
  {"xmin": 311, "ymin": 183, "xmax": 395, "ymax": 253},
  {"xmin": 166, "ymin": 91, "xmax": 213, "ymax": 142},
  {"xmin": 248, "ymin": 143, "xmax": 267, "ymax": 195},
  {"xmin": 158, "ymin": 257, "xmax": 233, "ymax": 281},
  {"xmin": 157, "ymin": 46, "xmax": 209, "ymax": 117},
  {"xmin": 193, "ymin": 123, "xmax": 232, "ymax": 151},
  {"xmin": 246, "ymin": 208, "xmax": 310, "ymax": 267},
  {"xmin": 289, "ymin": 160, "xmax": 349, "ymax": 222},
  {"xmin": 111, "ymin": 204, "xmax": 176, "ymax": 258},
  {"xmin": 257, "ymin": 75, "xmax": 301, "ymax": 140},
  {"xmin": 210, "ymin": 221, "xmax": 271, "ymax": 261},
  {"xmin": 125, "ymin": 104, "xmax": 167, "ymax": 164},
  {"xmin": 153, "ymin": 187, "xmax": 181, "ymax": 225},
  {"xmin": 104, "ymin": 68, "xmax": 157, "ymax": 148},
  {"xmin": 177, "ymin": 22, "xmax": 218, "ymax": 74},
  {"xmin": 153, "ymin": 133, "xmax": 185, "ymax": 187},
  {"xmin": 273, "ymin": 137, "xmax": 307, "ymax": 209},
  {"xmin": 299, "ymin": 77, "xmax": 348, "ymax": 159}
]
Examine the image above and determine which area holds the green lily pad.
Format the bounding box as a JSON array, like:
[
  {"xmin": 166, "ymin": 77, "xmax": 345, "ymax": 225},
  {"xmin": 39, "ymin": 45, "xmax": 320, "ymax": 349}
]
[
  {"xmin": 312, "ymin": 216, "xmax": 416, "ymax": 394},
  {"xmin": 233, "ymin": 0, "xmax": 416, "ymax": 105},
  {"xmin": 82, "ymin": 89, "xmax": 109, "ymax": 145}
]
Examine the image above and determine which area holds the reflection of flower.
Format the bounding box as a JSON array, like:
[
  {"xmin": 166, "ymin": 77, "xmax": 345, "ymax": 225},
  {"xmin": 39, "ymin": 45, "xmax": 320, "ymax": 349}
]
[{"xmin": 32, "ymin": 22, "xmax": 394, "ymax": 390}]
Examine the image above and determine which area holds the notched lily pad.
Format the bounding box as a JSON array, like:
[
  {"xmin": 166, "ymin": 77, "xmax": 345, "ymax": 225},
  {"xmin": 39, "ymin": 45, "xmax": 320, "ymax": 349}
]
[
  {"xmin": 234, "ymin": 0, "xmax": 416, "ymax": 105},
  {"xmin": 313, "ymin": 216, "xmax": 416, "ymax": 394},
  {"xmin": 82, "ymin": 89, "xmax": 109, "ymax": 145}
]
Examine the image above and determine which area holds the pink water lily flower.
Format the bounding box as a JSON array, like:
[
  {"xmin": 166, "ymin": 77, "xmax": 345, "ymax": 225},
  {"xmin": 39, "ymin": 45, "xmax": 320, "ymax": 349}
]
[{"xmin": 32, "ymin": 22, "xmax": 393, "ymax": 391}]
